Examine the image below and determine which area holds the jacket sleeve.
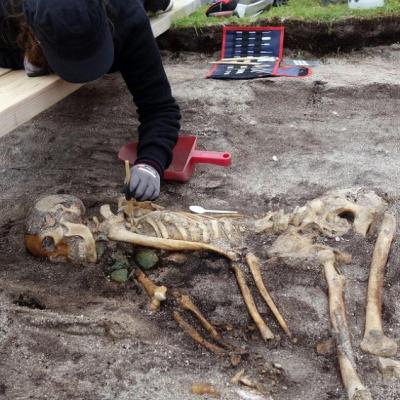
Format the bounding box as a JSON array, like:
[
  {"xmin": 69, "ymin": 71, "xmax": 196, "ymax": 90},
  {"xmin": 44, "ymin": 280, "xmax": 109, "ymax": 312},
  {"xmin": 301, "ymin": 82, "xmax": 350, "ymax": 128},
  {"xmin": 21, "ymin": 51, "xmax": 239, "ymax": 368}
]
[
  {"xmin": 118, "ymin": 3, "xmax": 181, "ymax": 176},
  {"xmin": 0, "ymin": 1, "xmax": 23, "ymax": 69}
]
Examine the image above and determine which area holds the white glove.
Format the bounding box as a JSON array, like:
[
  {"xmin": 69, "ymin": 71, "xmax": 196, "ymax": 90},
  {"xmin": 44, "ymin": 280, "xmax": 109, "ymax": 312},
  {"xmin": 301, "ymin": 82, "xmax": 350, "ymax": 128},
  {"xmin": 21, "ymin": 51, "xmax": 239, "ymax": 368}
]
[{"xmin": 127, "ymin": 163, "xmax": 160, "ymax": 201}]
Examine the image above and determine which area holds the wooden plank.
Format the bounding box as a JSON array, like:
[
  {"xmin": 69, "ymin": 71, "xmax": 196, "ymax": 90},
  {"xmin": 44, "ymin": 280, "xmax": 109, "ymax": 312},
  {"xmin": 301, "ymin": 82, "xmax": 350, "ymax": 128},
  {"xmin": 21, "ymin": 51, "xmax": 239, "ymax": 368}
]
[
  {"xmin": 0, "ymin": 68, "xmax": 11, "ymax": 77},
  {"xmin": 0, "ymin": 71, "xmax": 81, "ymax": 138},
  {"xmin": 0, "ymin": 0, "xmax": 200, "ymax": 138}
]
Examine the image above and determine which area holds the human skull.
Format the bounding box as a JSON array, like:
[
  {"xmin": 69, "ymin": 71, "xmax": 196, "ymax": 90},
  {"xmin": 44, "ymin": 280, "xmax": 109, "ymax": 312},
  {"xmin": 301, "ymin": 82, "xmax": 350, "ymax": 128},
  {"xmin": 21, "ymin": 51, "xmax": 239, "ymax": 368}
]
[{"xmin": 25, "ymin": 195, "xmax": 97, "ymax": 264}]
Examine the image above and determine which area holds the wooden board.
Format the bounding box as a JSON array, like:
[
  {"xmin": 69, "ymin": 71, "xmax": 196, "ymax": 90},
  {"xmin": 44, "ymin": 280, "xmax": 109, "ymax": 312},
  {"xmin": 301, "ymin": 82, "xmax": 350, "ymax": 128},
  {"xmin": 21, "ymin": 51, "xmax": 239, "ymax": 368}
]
[
  {"xmin": 0, "ymin": 68, "xmax": 11, "ymax": 77},
  {"xmin": 0, "ymin": 71, "xmax": 81, "ymax": 137},
  {"xmin": 0, "ymin": 0, "xmax": 200, "ymax": 138}
]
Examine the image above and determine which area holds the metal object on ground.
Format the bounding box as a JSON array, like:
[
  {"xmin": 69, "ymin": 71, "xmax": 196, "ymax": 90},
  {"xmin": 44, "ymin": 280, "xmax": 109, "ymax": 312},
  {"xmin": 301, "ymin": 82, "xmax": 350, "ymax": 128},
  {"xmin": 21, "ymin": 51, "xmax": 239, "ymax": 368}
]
[{"xmin": 189, "ymin": 205, "xmax": 239, "ymax": 215}]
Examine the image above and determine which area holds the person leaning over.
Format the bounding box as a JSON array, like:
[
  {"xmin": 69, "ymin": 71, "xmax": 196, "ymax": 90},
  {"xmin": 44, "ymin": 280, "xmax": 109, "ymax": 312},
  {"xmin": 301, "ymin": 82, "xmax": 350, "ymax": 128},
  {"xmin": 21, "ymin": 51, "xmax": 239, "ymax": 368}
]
[{"xmin": 0, "ymin": 0, "xmax": 180, "ymax": 201}]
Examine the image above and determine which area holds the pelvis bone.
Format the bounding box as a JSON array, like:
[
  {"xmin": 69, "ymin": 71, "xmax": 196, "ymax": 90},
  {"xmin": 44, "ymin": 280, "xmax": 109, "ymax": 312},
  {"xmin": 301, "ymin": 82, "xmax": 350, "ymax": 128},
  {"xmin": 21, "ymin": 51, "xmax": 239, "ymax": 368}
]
[{"xmin": 25, "ymin": 188, "xmax": 390, "ymax": 400}]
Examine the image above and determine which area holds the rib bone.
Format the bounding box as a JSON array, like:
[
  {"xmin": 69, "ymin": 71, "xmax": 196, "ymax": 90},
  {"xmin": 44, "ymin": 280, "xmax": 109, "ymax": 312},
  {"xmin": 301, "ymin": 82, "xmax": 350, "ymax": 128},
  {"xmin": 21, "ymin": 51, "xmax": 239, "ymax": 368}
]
[
  {"xmin": 246, "ymin": 253, "xmax": 292, "ymax": 337},
  {"xmin": 360, "ymin": 213, "xmax": 397, "ymax": 357},
  {"xmin": 320, "ymin": 250, "xmax": 372, "ymax": 400}
]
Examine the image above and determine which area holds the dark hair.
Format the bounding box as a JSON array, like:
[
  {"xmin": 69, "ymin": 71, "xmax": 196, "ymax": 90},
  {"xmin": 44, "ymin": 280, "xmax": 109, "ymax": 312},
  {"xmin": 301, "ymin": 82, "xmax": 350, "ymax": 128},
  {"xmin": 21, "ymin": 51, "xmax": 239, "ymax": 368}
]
[{"xmin": 4, "ymin": 0, "xmax": 48, "ymax": 67}]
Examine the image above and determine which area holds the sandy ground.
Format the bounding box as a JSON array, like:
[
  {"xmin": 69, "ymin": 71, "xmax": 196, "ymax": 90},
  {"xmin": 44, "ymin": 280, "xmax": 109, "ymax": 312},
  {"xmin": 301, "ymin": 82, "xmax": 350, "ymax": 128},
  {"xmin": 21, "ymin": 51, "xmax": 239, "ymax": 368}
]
[{"xmin": 1, "ymin": 45, "xmax": 400, "ymax": 400}]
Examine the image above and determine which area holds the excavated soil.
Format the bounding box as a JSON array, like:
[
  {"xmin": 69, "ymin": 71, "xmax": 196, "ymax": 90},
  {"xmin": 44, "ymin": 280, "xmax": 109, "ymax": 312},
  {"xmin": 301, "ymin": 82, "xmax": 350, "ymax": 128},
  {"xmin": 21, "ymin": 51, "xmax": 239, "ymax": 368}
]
[
  {"xmin": 157, "ymin": 15, "xmax": 400, "ymax": 55},
  {"xmin": 1, "ymin": 45, "xmax": 400, "ymax": 400}
]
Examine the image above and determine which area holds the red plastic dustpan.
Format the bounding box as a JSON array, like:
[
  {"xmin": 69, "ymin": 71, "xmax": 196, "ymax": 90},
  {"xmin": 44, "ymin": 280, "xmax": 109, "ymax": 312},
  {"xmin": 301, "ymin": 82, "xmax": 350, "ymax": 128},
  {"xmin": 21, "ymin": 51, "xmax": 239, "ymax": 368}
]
[{"xmin": 118, "ymin": 135, "xmax": 232, "ymax": 182}]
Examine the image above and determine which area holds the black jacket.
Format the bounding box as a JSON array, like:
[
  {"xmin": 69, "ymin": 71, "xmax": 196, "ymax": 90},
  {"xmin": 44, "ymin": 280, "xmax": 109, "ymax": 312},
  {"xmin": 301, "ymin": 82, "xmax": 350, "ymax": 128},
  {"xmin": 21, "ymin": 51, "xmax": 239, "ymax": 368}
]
[{"xmin": 0, "ymin": 0, "xmax": 181, "ymax": 175}]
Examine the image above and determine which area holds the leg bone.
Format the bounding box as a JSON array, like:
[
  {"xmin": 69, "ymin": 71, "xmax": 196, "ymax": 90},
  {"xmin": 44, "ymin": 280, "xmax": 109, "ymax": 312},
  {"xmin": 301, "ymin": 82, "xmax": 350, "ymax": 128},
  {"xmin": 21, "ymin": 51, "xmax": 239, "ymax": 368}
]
[
  {"xmin": 246, "ymin": 253, "xmax": 292, "ymax": 337},
  {"xmin": 232, "ymin": 263, "xmax": 274, "ymax": 341},
  {"xmin": 360, "ymin": 213, "xmax": 397, "ymax": 357},
  {"xmin": 320, "ymin": 250, "xmax": 372, "ymax": 400}
]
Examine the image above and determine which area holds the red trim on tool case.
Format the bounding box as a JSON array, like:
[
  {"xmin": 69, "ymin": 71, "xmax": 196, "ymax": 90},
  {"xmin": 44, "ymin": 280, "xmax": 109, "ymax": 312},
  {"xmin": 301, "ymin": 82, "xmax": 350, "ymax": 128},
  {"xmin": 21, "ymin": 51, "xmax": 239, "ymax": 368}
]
[
  {"xmin": 272, "ymin": 59, "xmax": 280, "ymax": 76},
  {"xmin": 206, "ymin": 63, "xmax": 219, "ymax": 78}
]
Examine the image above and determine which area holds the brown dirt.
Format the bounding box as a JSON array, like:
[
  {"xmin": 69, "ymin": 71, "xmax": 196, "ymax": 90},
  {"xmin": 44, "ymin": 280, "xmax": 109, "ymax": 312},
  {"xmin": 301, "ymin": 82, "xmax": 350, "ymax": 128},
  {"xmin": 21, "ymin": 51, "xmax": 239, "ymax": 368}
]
[
  {"xmin": 157, "ymin": 15, "xmax": 400, "ymax": 55},
  {"xmin": 1, "ymin": 45, "xmax": 400, "ymax": 400}
]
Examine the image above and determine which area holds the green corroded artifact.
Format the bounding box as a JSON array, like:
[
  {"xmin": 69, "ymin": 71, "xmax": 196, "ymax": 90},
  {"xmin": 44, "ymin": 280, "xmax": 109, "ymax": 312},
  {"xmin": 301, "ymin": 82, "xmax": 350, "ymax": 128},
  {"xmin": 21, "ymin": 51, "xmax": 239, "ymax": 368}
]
[{"xmin": 135, "ymin": 249, "xmax": 159, "ymax": 270}]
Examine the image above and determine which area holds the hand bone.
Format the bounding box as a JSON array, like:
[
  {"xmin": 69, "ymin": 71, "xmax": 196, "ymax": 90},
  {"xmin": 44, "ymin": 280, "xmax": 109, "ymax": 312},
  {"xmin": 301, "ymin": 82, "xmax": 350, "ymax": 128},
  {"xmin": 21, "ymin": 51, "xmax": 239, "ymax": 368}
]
[{"xmin": 360, "ymin": 213, "xmax": 397, "ymax": 357}]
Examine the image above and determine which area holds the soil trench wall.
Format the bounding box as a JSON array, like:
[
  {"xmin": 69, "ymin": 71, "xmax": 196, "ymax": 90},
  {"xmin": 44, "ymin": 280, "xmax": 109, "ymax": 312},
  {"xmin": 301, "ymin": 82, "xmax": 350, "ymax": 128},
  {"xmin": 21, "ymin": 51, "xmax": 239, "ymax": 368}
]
[{"xmin": 157, "ymin": 15, "xmax": 400, "ymax": 55}]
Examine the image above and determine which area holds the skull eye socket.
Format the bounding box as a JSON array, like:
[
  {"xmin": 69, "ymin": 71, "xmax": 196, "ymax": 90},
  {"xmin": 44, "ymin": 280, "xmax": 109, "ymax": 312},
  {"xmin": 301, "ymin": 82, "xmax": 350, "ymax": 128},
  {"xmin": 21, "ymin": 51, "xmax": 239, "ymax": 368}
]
[
  {"xmin": 42, "ymin": 236, "xmax": 56, "ymax": 252},
  {"xmin": 338, "ymin": 211, "xmax": 355, "ymax": 223}
]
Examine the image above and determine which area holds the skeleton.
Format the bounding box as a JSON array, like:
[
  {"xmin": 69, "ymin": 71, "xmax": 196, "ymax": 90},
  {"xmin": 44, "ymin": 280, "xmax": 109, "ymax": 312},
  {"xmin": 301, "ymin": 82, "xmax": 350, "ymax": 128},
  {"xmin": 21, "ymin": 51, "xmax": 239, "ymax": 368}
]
[{"xmin": 25, "ymin": 188, "xmax": 395, "ymax": 400}]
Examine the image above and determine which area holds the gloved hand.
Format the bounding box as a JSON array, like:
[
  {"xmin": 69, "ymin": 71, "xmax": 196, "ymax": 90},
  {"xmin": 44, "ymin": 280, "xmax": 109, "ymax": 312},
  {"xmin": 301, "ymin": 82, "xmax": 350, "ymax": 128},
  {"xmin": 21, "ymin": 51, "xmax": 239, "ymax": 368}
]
[
  {"xmin": 126, "ymin": 163, "xmax": 160, "ymax": 201},
  {"xmin": 24, "ymin": 56, "xmax": 51, "ymax": 77}
]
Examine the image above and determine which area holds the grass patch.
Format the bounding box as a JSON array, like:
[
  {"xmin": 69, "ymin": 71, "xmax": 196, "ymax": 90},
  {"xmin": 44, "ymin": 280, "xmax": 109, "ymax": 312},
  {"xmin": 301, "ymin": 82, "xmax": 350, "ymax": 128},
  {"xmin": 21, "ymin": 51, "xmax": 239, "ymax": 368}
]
[{"xmin": 172, "ymin": 0, "xmax": 400, "ymax": 28}]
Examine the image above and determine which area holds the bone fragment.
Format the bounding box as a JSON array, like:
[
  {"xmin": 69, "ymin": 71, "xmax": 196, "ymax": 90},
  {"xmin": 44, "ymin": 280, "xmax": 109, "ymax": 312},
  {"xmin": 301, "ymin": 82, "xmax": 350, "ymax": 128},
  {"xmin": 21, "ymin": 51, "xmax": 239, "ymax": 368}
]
[
  {"xmin": 232, "ymin": 263, "xmax": 274, "ymax": 341},
  {"xmin": 107, "ymin": 226, "xmax": 237, "ymax": 260},
  {"xmin": 211, "ymin": 220, "xmax": 220, "ymax": 240},
  {"xmin": 165, "ymin": 253, "xmax": 188, "ymax": 264},
  {"xmin": 231, "ymin": 369, "xmax": 246, "ymax": 384},
  {"xmin": 239, "ymin": 375, "xmax": 256, "ymax": 388},
  {"xmin": 174, "ymin": 292, "xmax": 222, "ymax": 342},
  {"xmin": 191, "ymin": 383, "xmax": 220, "ymax": 397},
  {"xmin": 135, "ymin": 269, "xmax": 167, "ymax": 311},
  {"xmin": 230, "ymin": 353, "xmax": 242, "ymax": 367},
  {"xmin": 157, "ymin": 220, "xmax": 170, "ymax": 239},
  {"xmin": 173, "ymin": 311, "xmax": 225, "ymax": 354},
  {"xmin": 377, "ymin": 357, "xmax": 400, "ymax": 381},
  {"xmin": 360, "ymin": 213, "xmax": 397, "ymax": 357},
  {"xmin": 316, "ymin": 338, "xmax": 335, "ymax": 355},
  {"xmin": 246, "ymin": 253, "xmax": 292, "ymax": 337},
  {"xmin": 175, "ymin": 224, "xmax": 189, "ymax": 241},
  {"xmin": 320, "ymin": 250, "xmax": 372, "ymax": 400},
  {"xmin": 146, "ymin": 217, "xmax": 162, "ymax": 238}
]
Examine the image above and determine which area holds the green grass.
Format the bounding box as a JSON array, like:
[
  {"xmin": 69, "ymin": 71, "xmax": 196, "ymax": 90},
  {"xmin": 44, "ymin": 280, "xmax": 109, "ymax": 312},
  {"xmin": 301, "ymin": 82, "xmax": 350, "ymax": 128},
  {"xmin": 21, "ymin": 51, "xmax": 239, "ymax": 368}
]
[{"xmin": 172, "ymin": 0, "xmax": 400, "ymax": 28}]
